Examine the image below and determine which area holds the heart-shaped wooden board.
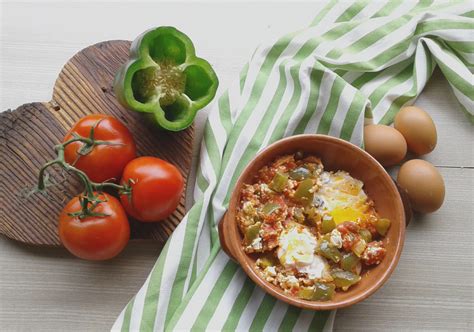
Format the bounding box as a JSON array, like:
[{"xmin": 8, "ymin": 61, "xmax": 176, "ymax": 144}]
[{"xmin": 0, "ymin": 40, "xmax": 193, "ymax": 246}]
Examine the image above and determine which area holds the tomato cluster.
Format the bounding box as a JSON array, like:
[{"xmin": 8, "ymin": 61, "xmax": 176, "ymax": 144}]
[{"xmin": 53, "ymin": 114, "xmax": 184, "ymax": 260}]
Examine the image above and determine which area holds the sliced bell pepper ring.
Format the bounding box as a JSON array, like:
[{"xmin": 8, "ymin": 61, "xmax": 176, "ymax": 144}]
[{"xmin": 114, "ymin": 27, "xmax": 219, "ymax": 131}]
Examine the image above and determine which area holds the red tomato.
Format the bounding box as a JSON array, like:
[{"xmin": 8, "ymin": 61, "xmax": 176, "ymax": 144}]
[
  {"xmin": 58, "ymin": 192, "xmax": 130, "ymax": 260},
  {"xmin": 120, "ymin": 157, "xmax": 184, "ymax": 222},
  {"xmin": 63, "ymin": 114, "xmax": 136, "ymax": 183}
]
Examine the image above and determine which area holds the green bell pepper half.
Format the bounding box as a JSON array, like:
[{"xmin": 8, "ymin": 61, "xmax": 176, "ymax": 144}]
[{"xmin": 114, "ymin": 26, "xmax": 219, "ymax": 131}]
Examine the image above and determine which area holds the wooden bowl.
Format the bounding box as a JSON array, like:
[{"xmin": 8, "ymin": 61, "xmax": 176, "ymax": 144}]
[{"xmin": 218, "ymin": 134, "xmax": 406, "ymax": 310}]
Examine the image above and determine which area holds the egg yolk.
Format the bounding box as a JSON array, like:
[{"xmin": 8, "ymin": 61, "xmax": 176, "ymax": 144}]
[{"xmin": 330, "ymin": 207, "xmax": 364, "ymax": 224}]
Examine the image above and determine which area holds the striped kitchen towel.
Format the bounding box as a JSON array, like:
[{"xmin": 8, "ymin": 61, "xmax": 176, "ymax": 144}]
[{"xmin": 113, "ymin": 1, "xmax": 473, "ymax": 331}]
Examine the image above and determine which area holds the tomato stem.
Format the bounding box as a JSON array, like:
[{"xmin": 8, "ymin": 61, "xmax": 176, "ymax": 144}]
[{"xmin": 34, "ymin": 120, "xmax": 127, "ymax": 219}]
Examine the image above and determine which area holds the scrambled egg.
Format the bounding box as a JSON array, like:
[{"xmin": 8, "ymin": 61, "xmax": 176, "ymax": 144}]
[
  {"xmin": 277, "ymin": 227, "xmax": 328, "ymax": 279},
  {"xmin": 315, "ymin": 171, "xmax": 370, "ymax": 224}
]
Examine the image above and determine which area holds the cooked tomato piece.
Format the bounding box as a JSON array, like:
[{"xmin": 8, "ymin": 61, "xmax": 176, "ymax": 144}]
[{"xmin": 362, "ymin": 241, "xmax": 386, "ymax": 265}]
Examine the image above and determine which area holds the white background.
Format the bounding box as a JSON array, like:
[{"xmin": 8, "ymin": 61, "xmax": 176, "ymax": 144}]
[{"xmin": 1, "ymin": 1, "xmax": 473, "ymax": 331}]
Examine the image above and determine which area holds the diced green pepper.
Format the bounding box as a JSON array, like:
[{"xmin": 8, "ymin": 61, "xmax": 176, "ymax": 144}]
[
  {"xmin": 114, "ymin": 27, "xmax": 218, "ymax": 131},
  {"xmin": 304, "ymin": 206, "xmax": 319, "ymax": 226},
  {"xmin": 257, "ymin": 254, "xmax": 278, "ymax": 268},
  {"xmin": 375, "ymin": 218, "xmax": 391, "ymax": 236},
  {"xmin": 244, "ymin": 223, "xmax": 261, "ymax": 244},
  {"xmin": 293, "ymin": 207, "xmax": 305, "ymax": 224},
  {"xmin": 317, "ymin": 240, "xmax": 341, "ymax": 263},
  {"xmin": 321, "ymin": 216, "xmax": 336, "ymax": 234},
  {"xmin": 341, "ymin": 253, "xmax": 360, "ymax": 272},
  {"xmin": 262, "ymin": 202, "xmax": 280, "ymax": 215},
  {"xmin": 331, "ymin": 269, "xmax": 361, "ymax": 290},
  {"xmin": 352, "ymin": 239, "xmax": 367, "ymax": 257},
  {"xmin": 298, "ymin": 283, "xmax": 335, "ymax": 301},
  {"xmin": 298, "ymin": 287, "xmax": 314, "ymax": 300},
  {"xmin": 312, "ymin": 282, "xmax": 336, "ymax": 301},
  {"xmin": 289, "ymin": 167, "xmax": 311, "ymax": 181},
  {"xmin": 270, "ymin": 172, "xmax": 288, "ymax": 192},
  {"xmin": 359, "ymin": 228, "xmax": 372, "ymax": 243},
  {"xmin": 321, "ymin": 233, "xmax": 331, "ymax": 242},
  {"xmin": 294, "ymin": 178, "xmax": 314, "ymax": 204}
]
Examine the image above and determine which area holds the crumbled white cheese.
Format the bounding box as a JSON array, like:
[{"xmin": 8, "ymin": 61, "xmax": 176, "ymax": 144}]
[
  {"xmin": 251, "ymin": 237, "xmax": 262, "ymax": 250},
  {"xmin": 287, "ymin": 179, "xmax": 298, "ymax": 189},
  {"xmin": 243, "ymin": 201, "xmax": 254, "ymax": 214},
  {"xmin": 285, "ymin": 275, "xmax": 300, "ymax": 288},
  {"xmin": 259, "ymin": 183, "xmax": 273, "ymax": 194},
  {"xmin": 265, "ymin": 266, "xmax": 277, "ymax": 277},
  {"xmin": 330, "ymin": 229, "xmax": 343, "ymax": 248}
]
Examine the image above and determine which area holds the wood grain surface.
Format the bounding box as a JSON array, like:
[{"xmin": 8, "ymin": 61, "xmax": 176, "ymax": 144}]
[{"xmin": 0, "ymin": 40, "xmax": 194, "ymax": 246}]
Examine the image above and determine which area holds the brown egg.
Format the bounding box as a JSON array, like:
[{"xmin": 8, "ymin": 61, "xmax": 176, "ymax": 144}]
[
  {"xmin": 397, "ymin": 159, "xmax": 445, "ymax": 213},
  {"xmin": 394, "ymin": 106, "xmax": 437, "ymax": 155},
  {"xmin": 364, "ymin": 124, "xmax": 407, "ymax": 166}
]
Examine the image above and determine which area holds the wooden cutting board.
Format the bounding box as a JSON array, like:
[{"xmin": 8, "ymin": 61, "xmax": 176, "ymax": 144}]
[{"xmin": 0, "ymin": 40, "xmax": 193, "ymax": 246}]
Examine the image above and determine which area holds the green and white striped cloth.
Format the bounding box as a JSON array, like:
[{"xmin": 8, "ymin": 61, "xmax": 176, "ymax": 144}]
[{"xmin": 113, "ymin": 1, "xmax": 473, "ymax": 331}]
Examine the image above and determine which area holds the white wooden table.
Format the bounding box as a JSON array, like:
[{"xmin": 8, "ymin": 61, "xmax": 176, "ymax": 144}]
[{"xmin": 1, "ymin": 1, "xmax": 473, "ymax": 331}]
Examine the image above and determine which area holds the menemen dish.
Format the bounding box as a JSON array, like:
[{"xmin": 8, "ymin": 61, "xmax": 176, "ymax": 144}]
[{"xmin": 237, "ymin": 153, "xmax": 390, "ymax": 301}]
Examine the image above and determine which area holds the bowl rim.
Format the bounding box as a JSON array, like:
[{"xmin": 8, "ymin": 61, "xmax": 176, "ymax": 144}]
[{"xmin": 224, "ymin": 134, "xmax": 406, "ymax": 310}]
